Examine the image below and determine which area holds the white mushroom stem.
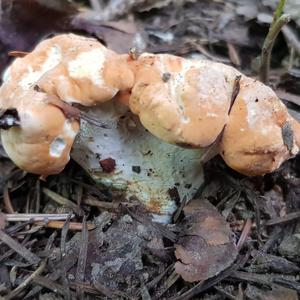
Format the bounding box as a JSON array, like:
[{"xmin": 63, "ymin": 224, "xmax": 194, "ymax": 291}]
[{"xmin": 72, "ymin": 100, "xmax": 205, "ymax": 223}]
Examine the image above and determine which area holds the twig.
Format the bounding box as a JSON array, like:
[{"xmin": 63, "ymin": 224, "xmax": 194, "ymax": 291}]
[
  {"xmin": 33, "ymin": 275, "xmax": 71, "ymax": 297},
  {"xmin": 154, "ymin": 270, "xmax": 180, "ymax": 300},
  {"xmin": 3, "ymin": 185, "xmax": 15, "ymax": 214},
  {"xmin": 8, "ymin": 50, "xmax": 29, "ymax": 57},
  {"xmin": 5, "ymin": 260, "xmax": 47, "ymax": 299},
  {"xmin": 35, "ymin": 220, "xmax": 95, "ymax": 231},
  {"xmin": 25, "ymin": 249, "xmax": 78, "ymax": 299},
  {"xmin": 60, "ymin": 215, "xmax": 71, "ymax": 300},
  {"xmin": 236, "ymin": 219, "xmax": 252, "ymax": 251},
  {"xmin": 259, "ymin": 0, "xmax": 290, "ymax": 83},
  {"xmin": 4, "ymin": 213, "xmax": 74, "ymax": 222},
  {"xmin": 0, "ymin": 229, "xmax": 40, "ymax": 265},
  {"xmin": 45, "ymin": 231, "xmax": 57, "ymax": 252},
  {"xmin": 191, "ymin": 41, "xmax": 231, "ymax": 63},
  {"xmin": 48, "ymin": 96, "xmax": 109, "ymax": 128},
  {"xmin": 66, "ymin": 178, "xmax": 109, "ymax": 200},
  {"xmin": 35, "ymin": 179, "xmax": 41, "ymax": 213},
  {"xmin": 75, "ymin": 216, "xmax": 89, "ymax": 298},
  {"xmin": 0, "ymin": 235, "xmax": 32, "ymax": 262},
  {"xmin": 214, "ymin": 286, "xmax": 236, "ymax": 300},
  {"xmin": 127, "ymin": 208, "xmax": 177, "ymax": 242},
  {"xmin": 251, "ymin": 226, "xmax": 282, "ymax": 265},
  {"xmin": 264, "ymin": 211, "xmax": 300, "ymax": 226},
  {"xmin": 273, "ymin": 278, "xmax": 300, "ymax": 292},
  {"xmin": 146, "ymin": 264, "xmax": 174, "ymax": 290},
  {"xmin": 231, "ymin": 271, "xmax": 269, "ymax": 286},
  {"xmin": 227, "ymin": 43, "xmax": 241, "ymax": 66},
  {"xmin": 93, "ymin": 281, "xmax": 129, "ymax": 299},
  {"xmin": 172, "ymin": 196, "xmax": 187, "ymax": 223},
  {"xmin": 43, "ymin": 188, "xmax": 84, "ymax": 216},
  {"xmin": 83, "ymin": 196, "xmax": 121, "ymax": 210}
]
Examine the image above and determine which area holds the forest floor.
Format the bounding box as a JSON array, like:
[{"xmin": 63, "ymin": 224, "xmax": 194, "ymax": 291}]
[{"xmin": 0, "ymin": 0, "xmax": 300, "ymax": 299}]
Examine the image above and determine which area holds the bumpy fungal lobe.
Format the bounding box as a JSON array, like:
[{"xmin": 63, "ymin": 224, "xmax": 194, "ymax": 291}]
[
  {"xmin": 129, "ymin": 53, "xmax": 237, "ymax": 148},
  {"xmin": 0, "ymin": 90, "xmax": 79, "ymax": 176},
  {"xmin": 127, "ymin": 53, "xmax": 300, "ymax": 176},
  {"xmin": 220, "ymin": 77, "xmax": 300, "ymax": 176},
  {"xmin": 36, "ymin": 34, "xmax": 135, "ymax": 106},
  {"xmin": 0, "ymin": 34, "xmax": 134, "ymax": 176}
]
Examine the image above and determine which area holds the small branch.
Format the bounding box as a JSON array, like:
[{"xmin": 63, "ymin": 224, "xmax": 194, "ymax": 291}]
[
  {"xmin": 4, "ymin": 213, "xmax": 74, "ymax": 222},
  {"xmin": 3, "ymin": 185, "xmax": 15, "ymax": 214},
  {"xmin": 43, "ymin": 188, "xmax": 84, "ymax": 216},
  {"xmin": 75, "ymin": 215, "xmax": 88, "ymax": 298},
  {"xmin": 35, "ymin": 220, "xmax": 95, "ymax": 231},
  {"xmin": 8, "ymin": 50, "xmax": 29, "ymax": 57},
  {"xmin": 259, "ymin": 0, "xmax": 290, "ymax": 84},
  {"xmin": 264, "ymin": 211, "xmax": 300, "ymax": 226},
  {"xmin": 5, "ymin": 260, "xmax": 47, "ymax": 299},
  {"xmin": 0, "ymin": 229, "xmax": 41, "ymax": 265},
  {"xmin": 236, "ymin": 219, "xmax": 252, "ymax": 251}
]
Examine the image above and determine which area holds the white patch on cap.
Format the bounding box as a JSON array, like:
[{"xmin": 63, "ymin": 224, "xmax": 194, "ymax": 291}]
[
  {"xmin": 19, "ymin": 46, "xmax": 62, "ymax": 89},
  {"xmin": 68, "ymin": 48, "xmax": 107, "ymax": 86},
  {"xmin": 2, "ymin": 66, "xmax": 11, "ymax": 82},
  {"xmin": 63, "ymin": 120, "xmax": 78, "ymax": 139},
  {"xmin": 206, "ymin": 112, "xmax": 218, "ymax": 117},
  {"xmin": 153, "ymin": 55, "xmax": 192, "ymax": 124},
  {"xmin": 246, "ymin": 100, "xmax": 271, "ymax": 128},
  {"xmin": 49, "ymin": 137, "xmax": 66, "ymax": 158}
]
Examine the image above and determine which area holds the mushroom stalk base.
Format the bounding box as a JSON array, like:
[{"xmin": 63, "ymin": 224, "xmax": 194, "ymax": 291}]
[{"xmin": 72, "ymin": 100, "xmax": 205, "ymax": 223}]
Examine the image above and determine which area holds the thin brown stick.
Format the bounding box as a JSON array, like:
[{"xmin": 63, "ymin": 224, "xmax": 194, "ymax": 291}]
[
  {"xmin": 0, "ymin": 229, "xmax": 40, "ymax": 265},
  {"xmin": 43, "ymin": 188, "xmax": 83, "ymax": 216},
  {"xmin": 75, "ymin": 215, "xmax": 88, "ymax": 298},
  {"xmin": 237, "ymin": 219, "xmax": 252, "ymax": 251},
  {"xmin": 35, "ymin": 220, "xmax": 95, "ymax": 231},
  {"xmin": 3, "ymin": 185, "xmax": 15, "ymax": 214},
  {"xmin": 4, "ymin": 213, "xmax": 74, "ymax": 222},
  {"xmin": 264, "ymin": 211, "xmax": 300, "ymax": 226},
  {"xmin": 5, "ymin": 260, "xmax": 46, "ymax": 299},
  {"xmin": 60, "ymin": 215, "xmax": 71, "ymax": 300},
  {"xmin": 8, "ymin": 50, "xmax": 29, "ymax": 57}
]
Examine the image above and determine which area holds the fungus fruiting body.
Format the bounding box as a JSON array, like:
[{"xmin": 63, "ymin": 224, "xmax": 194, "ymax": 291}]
[
  {"xmin": 0, "ymin": 33, "xmax": 300, "ymax": 217},
  {"xmin": 126, "ymin": 53, "xmax": 300, "ymax": 176}
]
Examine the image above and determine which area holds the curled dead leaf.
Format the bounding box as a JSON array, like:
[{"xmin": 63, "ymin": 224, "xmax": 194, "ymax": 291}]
[{"xmin": 175, "ymin": 199, "xmax": 238, "ymax": 282}]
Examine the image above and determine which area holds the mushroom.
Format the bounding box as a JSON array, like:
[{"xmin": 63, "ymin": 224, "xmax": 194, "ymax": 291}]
[
  {"xmin": 127, "ymin": 53, "xmax": 300, "ymax": 175},
  {"xmin": 0, "ymin": 33, "xmax": 134, "ymax": 176},
  {"xmin": 1, "ymin": 33, "xmax": 300, "ymax": 220},
  {"xmin": 220, "ymin": 77, "xmax": 300, "ymax": 176},
  {"xmin": 35, "ymin": 34, "xmax": 134, "ymax": 106},
  {"xmin": 0, "ymin": 89, "xmax": 79, "ymax": 176},
  {"xmin": 128, "ymin": 53, "xmax": 239, "ymax": 148}
]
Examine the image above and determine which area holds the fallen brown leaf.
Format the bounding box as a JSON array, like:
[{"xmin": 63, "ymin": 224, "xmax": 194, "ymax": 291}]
[{"xmin": 175, "ymin": 199, "xmax": 238, "ymax": 282}]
